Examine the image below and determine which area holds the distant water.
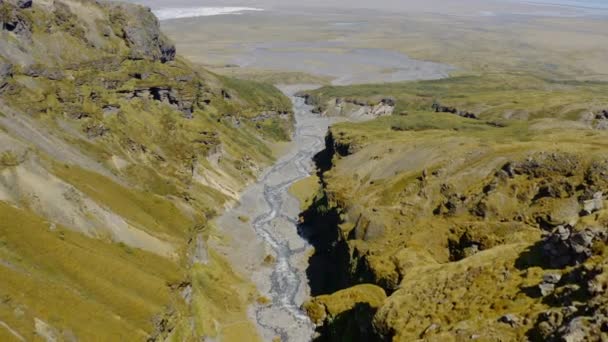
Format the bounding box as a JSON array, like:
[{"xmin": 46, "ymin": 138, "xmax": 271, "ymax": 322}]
[
  {"xmin": 153, "ymin": 7, "xmax": 263, "ymax": 20},
  {"xmin": 232, "ymin": 42, "xmax": 455, "ymax": 85},
  {"xmin": 521, "ymin": 0, "xmax": 608, "ymax": 10}
]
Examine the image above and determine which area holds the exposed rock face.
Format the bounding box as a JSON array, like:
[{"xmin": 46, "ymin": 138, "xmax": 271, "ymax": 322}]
[
  {"xmin": 4, "ymin": 0, "xmax": 32, "ymax": 9},
  {"xmin": 530, "ymin": 260, "xmax": 608, "ymax": 341},
  {"xmin": 541, "ymin": 225, "xmax": 607, "ymax": 268},
  {"xmin": 108, "ymin": 3, "xmax": 175, "ymax": 63},
  {"xmin": 301, "ymin": 95, "xmax": 395, "ymax": 121},
  {"xmin": 0, "ymin": 0, "xmax": 32, "ymax": 38},
  {"xmin": 432, "ymin": 101, "xmax": 478, "ymax": 119}
]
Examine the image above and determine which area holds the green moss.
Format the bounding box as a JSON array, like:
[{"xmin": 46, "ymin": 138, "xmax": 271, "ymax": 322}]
[
  {"xmin": 304, "ymin": 284, "xmax": 387, "ymax": 324},
  {"xmin": 0, "ymin": 151, "xmax": 19, "ymax": 167},
  {"xmin": 219, "ymin": 76, "xmax": 292, "ymax": 115}
]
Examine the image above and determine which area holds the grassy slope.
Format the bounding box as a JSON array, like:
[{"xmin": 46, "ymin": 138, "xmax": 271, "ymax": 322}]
[
  {"xmin": 0, "ymin": 0, "xmax": 295, "ymax": 340},
  {"xmin": 0, "ymin": 202, "xmax": 183, "ymax": 340}
]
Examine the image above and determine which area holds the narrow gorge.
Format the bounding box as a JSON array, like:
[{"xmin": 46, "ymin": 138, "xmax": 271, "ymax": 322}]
[{"xmin": 213, "ymin": 86, "xmax": 334, "ymax": 341}]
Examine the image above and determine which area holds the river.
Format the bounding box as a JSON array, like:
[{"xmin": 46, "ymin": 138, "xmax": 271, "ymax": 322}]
[{"xmin": 213, "ymin": 85, "xmax": 333, "ymax": 341}]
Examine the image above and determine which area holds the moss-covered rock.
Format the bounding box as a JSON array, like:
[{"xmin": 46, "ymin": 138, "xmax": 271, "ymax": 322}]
[{"xmin": 303, "ymin": 284, "xmax": 387, "ymax": 342}]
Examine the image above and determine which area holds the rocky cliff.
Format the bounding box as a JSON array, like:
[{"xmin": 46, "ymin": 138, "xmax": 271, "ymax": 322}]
[
  {"xmin": 299, "ymin": 81, "xmax": 608, "ymax": 341},
  {"xmin": 0, "ymin": 1, "xmax": 293, "ymax": 340}
]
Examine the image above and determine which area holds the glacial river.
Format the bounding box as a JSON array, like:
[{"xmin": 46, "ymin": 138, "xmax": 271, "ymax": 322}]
[{"xmin": 215, "ymin": 86, "xmax": 333, "ymax": 341}]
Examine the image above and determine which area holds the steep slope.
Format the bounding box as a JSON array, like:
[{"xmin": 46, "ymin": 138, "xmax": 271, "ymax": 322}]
[
  {"xmin": 298, "ymin": 79, "xmax": 608, "ymax": 341},
  {"xmin": 0, "ymin": 0, "xmax": 293, "ymax": 340}
]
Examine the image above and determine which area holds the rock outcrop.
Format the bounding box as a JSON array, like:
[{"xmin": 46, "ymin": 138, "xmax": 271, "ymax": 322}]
[
  {"xmin": 300, "ymin": 94, "xmax": 395, "ymax": 121},
  {"xmin": 108, "ymin": 3, "xmax": 175, "ymax": 63},
  {"xmin": 431, "ymin": 101, "xmax": 478, "ymax": 119},
  {"xmin": 541, "ymin": 225, "xmax": 607, "ymax": 268}
]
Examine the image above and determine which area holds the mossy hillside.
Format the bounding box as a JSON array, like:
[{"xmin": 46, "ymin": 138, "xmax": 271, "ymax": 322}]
[
  {"xmin": 1, "ymin": 1, "xmax": 294, "ymax": 216},
  {"xmin": 302, "ymin": 74, "xmax": 608, "ymax": 122},
  {"xmin": 302, "ymin": 108, "xmax": 608, "ymax": 339},
  {"xmin": 2, "ymin": 1, "xmax": 130, "ymax": 67},
  {"xmin": 6, "ymin": 55, "xmax": 291, "ymax": 168},
  {"xmin": 322, "ymin": 114, "xmax": 608, "ymax": 279},
  {"xmin": 2, "ymin": 0, "xmax": 293, "ymax": 192},
  {"xmin": 0, "ymin": 0, "xmax": 297, "ymax": 339}
]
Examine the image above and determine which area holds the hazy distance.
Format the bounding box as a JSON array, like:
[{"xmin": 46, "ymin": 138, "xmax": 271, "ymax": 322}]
[{"xmin": 125, "ymin": 0, "xmax": 608, "ymax": 16}]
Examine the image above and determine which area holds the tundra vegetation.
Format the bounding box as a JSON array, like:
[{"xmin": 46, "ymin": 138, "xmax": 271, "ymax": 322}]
[{"xmin": 297, "ymin": 73, "xmax": 608, "ymax": 340}]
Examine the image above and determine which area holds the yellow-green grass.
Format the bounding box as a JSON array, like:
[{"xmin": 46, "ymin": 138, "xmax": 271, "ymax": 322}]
[
  {"xmin": 288, "ymin": 175, "xmax": 321, "ymax": 211},
  {"xmin": 188, "ymin": 251, "xmax": 261, "ymax": 341},
  {"xmin": 304, "ymin": 73, "xmax": 608, "ymax": 123},
  {"xmin": 0, "ymin": 2, "xmax": 303, "ymax": 340},
  {"xmin": 0, "ymin": 201, "xmax": 184, "ymax": 340},
  {"xmin": 376, "ymin": 244, "xmax": 549, "ymax": 341},
  {"xmin": 219, "ymin": 76, "xmax": 293, "ymax": 116},
  {"xmin": 52, "ymin": 163, "xmax": 195, "ymax": 242}
]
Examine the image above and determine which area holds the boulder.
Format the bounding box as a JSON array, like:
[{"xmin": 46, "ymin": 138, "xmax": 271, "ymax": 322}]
[
  {"xmin": 543, "ymin": 273, "xmax": 562, "ymax": 285},
  {"xmin": 582, "ymin": 191, "xmax": 603, "ymax": 216},
  {"xmin": 539, "ymin": 282, "xmax": 556, "ymax": 296},
  {"xmin": 539, "ymin": 273, "xmax": 562, "ymax": 296},
  {"xmin": 541, "ymin": 225, "xmax": 607, "ymax": 268},
  {"xmin": 498, "ymin": 314, "xmax": 520, "ymax": 327}
]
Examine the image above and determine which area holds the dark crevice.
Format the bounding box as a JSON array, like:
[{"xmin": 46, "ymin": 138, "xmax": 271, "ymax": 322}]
[
  {"xmin": 298, "ymin": 130, "xmax": 386, "ymax": 341},
  {"xmin": 313, "ymin": 303, "xmax": 385, "ymax": 342},
  {"xmin": 299, "ymin": 131, "xmax": 351, "ymax": 296},
  {"xmin": 298, "ymin": 192, "xmax": 350, "ymax": 296}
]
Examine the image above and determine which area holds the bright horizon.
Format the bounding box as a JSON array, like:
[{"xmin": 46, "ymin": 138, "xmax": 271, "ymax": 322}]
[{"xmin": 124, "ymin": 0, "xmax": 608, "ymax": 20}]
